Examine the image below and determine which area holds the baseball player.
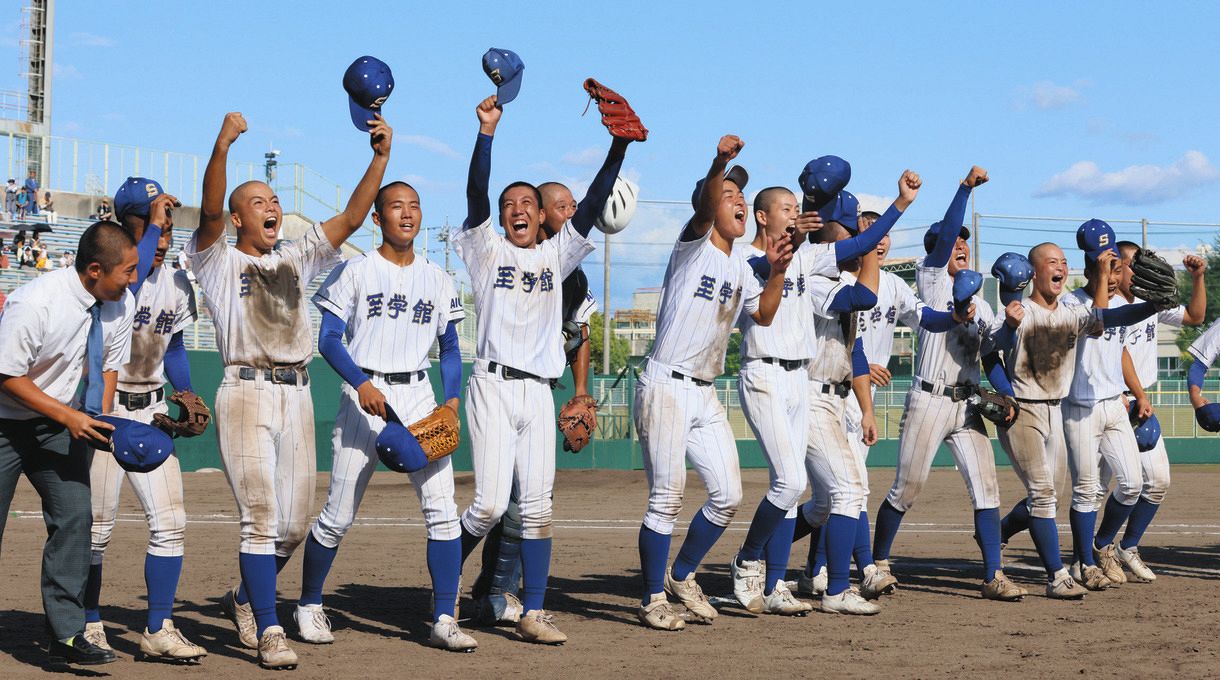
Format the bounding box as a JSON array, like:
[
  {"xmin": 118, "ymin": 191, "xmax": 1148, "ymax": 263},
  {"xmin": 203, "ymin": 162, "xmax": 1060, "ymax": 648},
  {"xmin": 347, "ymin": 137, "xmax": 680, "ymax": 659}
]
[
  {"xmin": 994, "ymin": 242, "xmax": 1160, "ymax": 599},
  {"xmin": 1103, "ymin": 243, "xmax": 1206, "ymax": 582},
  {"xmin": 467, "ymin": 167, "xmax": 613, "ymax": 627},
  {"xmin": 84, "ymin": 178, "xmax": 208, "ymax": 662},
  {"xmin": 0, "ymin": 221, "xmax": 139, "ymax": 666},
  {"xmin": 732, "ymin": 178, "xmax": 922, "ymax": 615},
  {"xmin": 452, "ymin": 93, "xmax": 629, "ymax": 644},
  {"xmin": 1188, "ymin": 317, "xmax": 1220, "ymax": 441},
  {"xmin": 292, "ymin": 180, "xmax": 469, "ymax": 650},
  {"xmin": 867, "ymin": 168, "xmax": 1027, "ymax": 601},
  {"xmin": 634, "ymin": 136, "xmax": 796, "ymax": 630},
  {"xmin": 192, "ymin": 111, "xmax": 392, "ymax": 669}
]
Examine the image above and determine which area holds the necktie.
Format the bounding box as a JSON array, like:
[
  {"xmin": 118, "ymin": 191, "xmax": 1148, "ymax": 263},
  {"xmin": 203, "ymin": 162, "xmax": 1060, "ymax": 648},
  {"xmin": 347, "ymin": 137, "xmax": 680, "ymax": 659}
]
[{"xmin": 84, "ymin": 303, "xmax": 104, "ymax": 415}]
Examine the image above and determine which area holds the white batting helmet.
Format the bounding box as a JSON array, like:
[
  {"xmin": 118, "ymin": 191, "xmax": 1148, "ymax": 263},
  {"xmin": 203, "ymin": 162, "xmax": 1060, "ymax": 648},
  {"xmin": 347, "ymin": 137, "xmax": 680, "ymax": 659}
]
[{"xmin": 594, "ymin": 176, "xmax": 638, "ymax": 234}]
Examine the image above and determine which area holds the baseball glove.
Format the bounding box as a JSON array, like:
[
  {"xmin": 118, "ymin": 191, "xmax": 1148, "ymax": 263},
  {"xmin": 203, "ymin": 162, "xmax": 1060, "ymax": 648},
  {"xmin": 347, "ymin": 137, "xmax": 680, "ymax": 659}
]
[
  {"xmin": 407, "ymin": 405, "xmax": 461, "ymax": 462},
  {"xmin": 1130, "ymin": 248, "xmax": 1179, "ymax": 310},
  {"xmin": 558, "ymin": 394, "xmax": 598, "ymax": 453},
  {"xmin": 967, "ymin": 388, "xmax": 1018, "ymax": 427},
  {"xmin": 152, "ymin": 390, "xmax": 212, "ymax": 438},
  {"xmin": 583, "ymin": 78, "xmax": 648, "ymax": 142}
]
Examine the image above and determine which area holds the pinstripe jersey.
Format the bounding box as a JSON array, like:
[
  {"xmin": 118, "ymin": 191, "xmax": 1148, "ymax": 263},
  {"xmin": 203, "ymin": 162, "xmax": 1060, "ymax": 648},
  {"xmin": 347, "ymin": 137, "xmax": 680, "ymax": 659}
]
[
  {"xmin": 914, "ymin": 262, "xmax": 996, "ymax": 386},
  {"xmin": 1116, "ymin": 295, "xmax": 1184, "ymax": 389},
  {"xmin": 1005, "ymin": 298, "xmax": 1103, "ymax": 400},
  {"xmin": 1063, "ymin": 288, "xmax": 1127, "ymax": 405},
  {"xmin": 807, "ymin": 271, "xmax": 854, "ymax": 383},
  {"xmin": 856, "ymin": 269, "xmax": 923, "ymax": 367},
  {"xmin": 119, "ymin": 265, "xmax": 198, "ymax": 389},
  {"xmin": 313, "ymin": 251, "xmax": 464, "ymax": 373},
  {"xmin": 648, "ymin": 226, "xmax": 763, "ymax": 382},
  {"xmin": 453, "ymin": 218, "xmax": 593, "ymax": 379},
  {"xmin": 186, "ymin": 223, "xmax": 339, "ymax": 368},
  {"xmin": 737, "ymin": 241, "xmax": 838, "ymax": 361},
  {"xmin": 1188, "ymin": 317, "xmax": 1220, "ymax": 367}
]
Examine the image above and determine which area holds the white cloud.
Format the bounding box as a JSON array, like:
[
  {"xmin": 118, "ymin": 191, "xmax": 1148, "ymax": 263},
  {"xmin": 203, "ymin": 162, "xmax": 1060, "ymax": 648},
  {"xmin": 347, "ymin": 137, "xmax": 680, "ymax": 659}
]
[
  {"xmin": 853, "ymin": 192, "xmax": 893, "ymax": 215},
  {"xmin": 70, "ymin": 32, "xmax": 114, "ymax": 48},
  {"xmin": 1035, "ymin": 151, "xmax": 1220, "ymax": 205},
  {"xmin": 401, "ymin": 134, "xmax": 459, "ymax": 159},
  {"xmin": 560, "ymin": 146, "xmax": 603, "ymax": 167},
  {"xmin": 1014, "ymin": 80, "xmax": 1084, "ymax": 110},
  {"xmin": 52, "ymin": 62, "xmax": 81, "ymax": 80},
  {"xmin": 399, "ymin": 173, "xmax": 459, "ymax": 192}
]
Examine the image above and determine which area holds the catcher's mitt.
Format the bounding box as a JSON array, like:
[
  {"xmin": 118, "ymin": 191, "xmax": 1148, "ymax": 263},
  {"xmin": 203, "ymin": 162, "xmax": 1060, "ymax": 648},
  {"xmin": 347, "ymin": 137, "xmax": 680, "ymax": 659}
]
[
  {"xmin": 408, "ymin": 405, "xmax": 461, "ymax": 462},
  {"xmin": 583, "ymin": 78, "xmax": 648, "ymax": 142},
  {"xmin": 967, "ymin": 388, "xmax": 1018, "ymax": 427},
  {"xmin": 558, "ymin": 394, "xmax": 598, "ymax": 453},
  {"xmin": 1130, "ymin": 248, "xmax": 1179, "ymax": 311},
  {"xmin": 152, "ymin": 390, "xmax": 211, "ymax": 438}
]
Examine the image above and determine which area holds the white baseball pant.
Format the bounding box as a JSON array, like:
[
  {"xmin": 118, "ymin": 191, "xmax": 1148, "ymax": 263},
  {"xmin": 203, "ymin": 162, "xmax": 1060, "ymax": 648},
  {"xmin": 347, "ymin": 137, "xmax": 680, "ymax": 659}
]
[
  {"xmin": 738, "ymin": 359, "xmax": 809, "ymax": 512},
  {"xmin": 802, "ymin": 387, "xmax": 867, "ymax": 527},
  {"xmin": 1063, "ymin": 396, "xmax": 1142, "ymax": 511},
  {"xmin": 1100, "ymin": 436, "xmax": 1170, "ymax": 505},
  {"xmin": 996, "ymin": 401, "xmax": 1069, "ymax": 519}
]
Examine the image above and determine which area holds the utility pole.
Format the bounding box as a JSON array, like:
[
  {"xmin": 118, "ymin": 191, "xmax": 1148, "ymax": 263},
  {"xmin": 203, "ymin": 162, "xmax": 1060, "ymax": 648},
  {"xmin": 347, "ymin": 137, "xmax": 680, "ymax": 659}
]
[
  {"xmin": 437, "ymin": 218, "xmax": 453, "ymax": 276},
  {"xmin": 1141, "ymin": 218, "xmax": 1148, "ymax": 249},
  {"xmin": 603, "ymin": 231, "xmax": 611, "ymax": 374}
]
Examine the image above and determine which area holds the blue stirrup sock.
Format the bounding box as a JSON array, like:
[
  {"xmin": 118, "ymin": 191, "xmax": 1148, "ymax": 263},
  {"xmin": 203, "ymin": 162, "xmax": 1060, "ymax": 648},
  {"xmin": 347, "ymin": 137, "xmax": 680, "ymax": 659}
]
[
  {"xmin": 638, "ymin": 526, "xmax": 672, "ymax": 604},
  {"xmin": 239, "ymin": 552, "xmax": 280, "ymax": 637},
  {"xmin": 671, "ymin": 510, "xmax": 727, "ymax": 582},
  {"xmin": 1120, "ymin": 498, "xmax": 1161, "ymax": 550},
  {"xmin": 762, "ymin": 517, "xmax": 796, "ymax": 595},
  {"xmin": 872, "ymin": 500, "xmax": 905, "ymax": 561},
  {"xmin": 237, "ymin": 554, "xmax": 290, "ymax": 606},
  {"xmin": 812, "ymin": 527, "xmax": 828, "ymax": 575},
  {"xmin": 1094, "ymin": 493, "xmax": 1136, "ymax": 549},
  {"xmin": 519, "ymin": 538, "xmax": 552, "ymax": 613},
  {"xmin": 824, "ymin": 514, "xmax": 857, "ymax": 596},
  {"xmin": 853, "ymin": 510, "xmax": 874, "ymax": 576},
  {"xmin": 144, "ymin": 554, "xmax": 183, "ymax": 632},
  {"xmin": 738, "ymin": 498, "xmax": 787, "ymax": 563},
  {"xmin": 1069, "ymin": 509, "xmax": 1098, "ymax": 566},
  {"xmin": 1028, "ymin": 516, "xmax": 1064, "ymax": 577},
  {"xmin": 428, "ymin": 537, "xmax": 462, "ymax": 621},
  {"xmin": 974, "ymin": 508, "xmax": 1002, "ymax": 581},
  {"xmin": 299, "ymin": 533, "xmax": 338, "ymax": 607}
]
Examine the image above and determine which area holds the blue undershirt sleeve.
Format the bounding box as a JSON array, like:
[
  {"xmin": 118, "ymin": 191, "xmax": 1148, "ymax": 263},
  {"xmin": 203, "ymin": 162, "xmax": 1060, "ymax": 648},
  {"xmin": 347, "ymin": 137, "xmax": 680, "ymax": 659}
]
[
  {"xmin": 1100, "ymin": 301, "xmax": 1158, "ymax": 328},
  {"xmin": 851, "ymin": 338, "xmax": 869, "ymax": 378},
  {"xmin": 464, "ymin": 133, "xmax": 493, "ymax": 229},
  {"xmin": 163, "ymin": 331, "xmax": 191, "ymax": 392},
  {"xmin": 1189, "ymin": 358, "xmax": 1207, "ymax": 391},
  {"xmin": 131, "ymin": 224, "xmax": 163, "ymax": 296},
  {"xmin": 318, "ymin": 310, "xmax": 369, "ymax": 389},
  {"xmin": 982, "ymin": 351, "xmax": 1015, "ymax": 397},
  {"xmin": 918, "ymin": 307, "xmax": 957, "ymax": 332},
  {"xmin": 828, "ymin": 283, "xmax": 878, "ymax": 312},
  {"xmin": 834, "ymin": 204, "xmax": 902, "ymax": 262},
  {"xmin": 438, "ymin": 321, "xmax": 462, "ymax": 403},
  {"xmin": 923, "ymin": 183, "xmax": 972, "ymax": 270},
  {"xmin": 571, "ymin": 144, "xmax": 626, "ymax": 238}
]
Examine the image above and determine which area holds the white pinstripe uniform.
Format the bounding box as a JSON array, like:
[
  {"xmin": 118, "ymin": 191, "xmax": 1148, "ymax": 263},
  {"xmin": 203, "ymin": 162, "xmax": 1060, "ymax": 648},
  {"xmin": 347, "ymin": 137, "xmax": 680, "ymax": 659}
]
[
  {"xmin": 736, "ymin": 243, "xmax": 837, "ymax": 516},
  {"xmin": 186, "ymin": 223, "xmax": 339, "ymax": 556},
  {"xmin": 801, "ymin": 271, "xmax": 869, "ymax": 528},
  {"xmin": 883, "ymin": 263, "xmax": 1001, "ymax": 513},
  {"xmin": 843, "ymin": 270, "xmax": 920, "ymax": 460},
  {"xmin": 90, "ymin": 265, "xmax": 197, "ymax": 562},
  {"xmin": 1061, "ymin": 289, "xmax": 1142, "ymax": 512},
  {"xmin": 635, "ymin": 227, "xmax": 762, "ymax": 535},
  {"xmin": 996, "ymin": 300, "xmax": 1103, "ymax": 519},
  {"xmin": 1188, "ymin": 318, "xmax": 1220, "ymax": 375},
  {"xmin": 1099, "ymin": 297, "xmax": 1183, "ymax": 504},
  {"xmin": 453, "ymin": 218, "xmax": 593, "ymax": 539},
  {"xmin": 309, "ymin": 251, "xmax": 466, "ymax": 547}
]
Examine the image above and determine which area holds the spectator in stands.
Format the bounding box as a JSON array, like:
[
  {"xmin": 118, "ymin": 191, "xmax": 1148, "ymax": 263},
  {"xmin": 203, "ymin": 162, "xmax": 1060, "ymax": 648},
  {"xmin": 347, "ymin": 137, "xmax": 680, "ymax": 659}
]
[
  {"xmin": 1, "ymin": 244, "xmax": 10, "ymax": 268},
  {"xmin": 31, "ymin": 236, "xmax": 44, "ymax": 265},
  {"xmin": 42, "ymin": 192, "xmax": 56, "ymax": 223},
  {"xmin": 19, "ymin": 244, "xmax": 33, "ymax": 268},
  {"xmin": 0, "ymin": 289, "xmax": 6, "ymax": 312},
  {"xmin": 24, "ymin": 170, "xmax": 39, "ymax": 216},
  {"xmin": 60, "ymin": 250, "xmax": 74, "ymax": 269},
  {"xmin": 35, "ymin": 249, "xmax": 47, "ymax": 270},
  {"xmin": 95, "ymin": 198, "xmax": 113, "ymax": 222},
  {"xmin": 13, "ymin": 229, "xmax": 25, "ymax": 250},
  {"xmin": 4, "ymin": 179, "xmax": 16, "ymax": 220},
  {"xmin": 14, "ymin": 188, "xmax": 28, "ymax": 220}
]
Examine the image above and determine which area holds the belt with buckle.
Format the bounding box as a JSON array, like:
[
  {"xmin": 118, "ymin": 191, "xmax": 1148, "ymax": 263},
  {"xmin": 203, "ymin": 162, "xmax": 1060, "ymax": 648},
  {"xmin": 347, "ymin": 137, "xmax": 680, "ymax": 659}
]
[
  {"xmin": 237, "ymin": 366, "xmax": 310, "ymax": 385},
  {"xmin": 488, "ymin": 361, "xmax": 544, "ymax": 382},
  {"xmin": 117, "ymin": 387, "xmax": 164, "ymax": 410},
  {"xmin": 760, "ymin": 357, "xmax": 806, "ymax": 371},
  {"xmin": 1016, "ymin": 397, "xmax": 1061, "ymax": 407},
  {"xmin": 811, "ymin": 380, "xmax": 852, "ymax": 398},
  {"xmin": 919, "ymin": 380, "xmax": 976, "ymax": 402},
  {"xmin": 361, "ymin": 367, "xmax": 426, "ymax": 385},
  {"xmin": 670, "ymin": 370, "xmax": 712, "ymax": 387}
]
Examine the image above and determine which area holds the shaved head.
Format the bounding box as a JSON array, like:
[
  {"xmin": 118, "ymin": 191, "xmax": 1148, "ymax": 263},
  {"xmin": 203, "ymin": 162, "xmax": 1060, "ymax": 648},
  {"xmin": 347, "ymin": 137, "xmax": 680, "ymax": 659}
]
[
  {"xmin": 77, "ymin": 220, "xmax": 137, "ymax": 273},
  {"xmin": 1028, "ymin": 242, "xmax": 1061, "ymax": 266},
  {"xmin": 538, "ymin": 182, "xmax": 570, "ymax": 206},
  {"xmin": 229, "ymin": 180, "xmax": 270, "ymax": 214},
  {"xmin": 753, "ymin": 186, "xmax": 793, "ymax": 215},
  {"xmin": 1117, "ymin": 240, "xmax": 1140, "ymax": 260}
]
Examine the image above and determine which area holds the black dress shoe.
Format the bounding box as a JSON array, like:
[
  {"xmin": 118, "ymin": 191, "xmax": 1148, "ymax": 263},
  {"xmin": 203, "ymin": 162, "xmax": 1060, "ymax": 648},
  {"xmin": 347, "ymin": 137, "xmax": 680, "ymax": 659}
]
[{"xmin": 48, "ymin": 636, "xmax": 117, "ymax": 665}]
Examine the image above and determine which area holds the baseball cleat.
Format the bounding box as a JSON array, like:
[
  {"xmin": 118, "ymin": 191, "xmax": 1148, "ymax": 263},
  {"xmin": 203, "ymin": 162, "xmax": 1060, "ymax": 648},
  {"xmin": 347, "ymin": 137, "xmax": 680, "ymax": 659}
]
[
  {"xmin": 762, "ymin": 580, "xmax": 813, "ymax": 616},
  {"xmin": 220, "ymin": 586, "xmax": 258, "ymax": 649},
  {"xmin": 1047, "ymin": 568, "xmax": 1087, "ymax": 599},
  {"xmin": 475, "ymin": 591, "xmax": 523, "ymax": 627},
  {"xmin": 791, "ymin": 565, "xmax": 828, "ymax": 597},
  {"xmin": 257, "ymin": 626, "xmax": 298, "ymax": 670},
  {"xmin": 83, "ymin": 621, "xmax": 112, "ymax": 651},
  {"xmin": 138, "ymin": 620, "xmax": 207, "ymax": 663},
  {"xmin": 293, "ymin": 603, "xmax": 334, "ymax": 644},
  {"xmin": 730, "ymin": 556, "xmax": 766, "ymax": 613},
  {"xmin": 821, "ymin": 587, "xmax": 880, "ymax": 615},
  {"xmin": 664, "ymin": 568, "xmax": 718, "ymax": 622},
  {"xmin": 860, "ymin": 563, "xmax": 898, "ymax": 599},
  {"xmin": 1070, "ymin": 562, "xmax": 1113, "ymax": 591},
  {"xmin": 1115, "ymin": 544, "xmax": 1156, "ymax": 582},
  {"xmin": 516, "ymin": 610, "xmax": 567, "ymax": 645},
  {"xmin": 981, "ymin": 570, "xmax": 1027, "ymax": 602},
  {"xmin": 1094, "ymin": 543, "xmax": 1127, "ymax": 585},
  {"xmin": 429, "ymin": 615, "xmax": 478, "ymax": 652},
  {"xmin": 638, "ymin": 593, "xmax": 686, "ymax": 631}
]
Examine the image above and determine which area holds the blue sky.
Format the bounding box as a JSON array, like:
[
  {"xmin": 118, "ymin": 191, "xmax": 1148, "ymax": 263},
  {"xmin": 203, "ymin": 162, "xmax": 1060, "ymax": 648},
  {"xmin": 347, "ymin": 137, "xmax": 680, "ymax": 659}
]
[{"xmin": 3, "ymin": 1, "xmax": 1219, "ymax": 306}]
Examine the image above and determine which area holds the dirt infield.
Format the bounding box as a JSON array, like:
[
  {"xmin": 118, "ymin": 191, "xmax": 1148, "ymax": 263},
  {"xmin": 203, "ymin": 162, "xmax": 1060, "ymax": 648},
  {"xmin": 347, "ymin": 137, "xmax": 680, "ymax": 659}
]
[{"xmin": 2, "ymin": 466, "xmax": 1218, "ymax": 678}]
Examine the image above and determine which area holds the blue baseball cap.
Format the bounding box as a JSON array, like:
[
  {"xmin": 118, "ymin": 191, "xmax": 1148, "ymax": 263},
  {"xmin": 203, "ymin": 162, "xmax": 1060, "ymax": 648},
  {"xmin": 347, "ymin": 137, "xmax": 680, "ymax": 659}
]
[
  {"xmin": 343, "ymin": 56, "xmax": 394, "ymax": 131},
  {"xmin": 817, "ymin": 189, "xmax": 859, "ymax": 234},
  {"xmin": 113, "ymin": 177, "xmax": 164, "ymax": 221},
  {"xmin": 93, "ymin": 415, "xmax": 174, "ymax": 473},
  {"xmin": 690, "ymin": 165, "xmax": 748, "ymax": 210},
  {"xmin": 375, "ymin": 404, "xmax": 428, "ymax": 473},
  {"xmin": 1129, "ymin": 404, "xmax": 1161, "ymax": 453},
  {"xmin": 482, "ymin": 48, "xmax": 524, "ymax": 106},
  {"xmin": 798, "ymin": 156, "xmax": 851, "ymax": 211},
  {"xmin": 1077, "ymin": 218, "xmax": 1117, "ymax": 261}
]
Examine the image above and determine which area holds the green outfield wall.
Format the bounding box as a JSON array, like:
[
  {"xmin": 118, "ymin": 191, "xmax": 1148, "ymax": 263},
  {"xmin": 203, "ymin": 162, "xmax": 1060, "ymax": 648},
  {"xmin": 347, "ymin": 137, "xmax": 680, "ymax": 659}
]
[{"xmin": 173, "ymin": 351, "xmax": 1220, "ymax": 472}]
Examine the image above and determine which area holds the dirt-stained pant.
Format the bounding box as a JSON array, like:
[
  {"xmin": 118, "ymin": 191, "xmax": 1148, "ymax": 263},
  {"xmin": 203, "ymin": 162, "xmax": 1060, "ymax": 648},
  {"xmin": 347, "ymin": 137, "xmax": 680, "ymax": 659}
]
[{"xmin": 997, "ymin": 401, "xmax": 1069, "ymax": 519}]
